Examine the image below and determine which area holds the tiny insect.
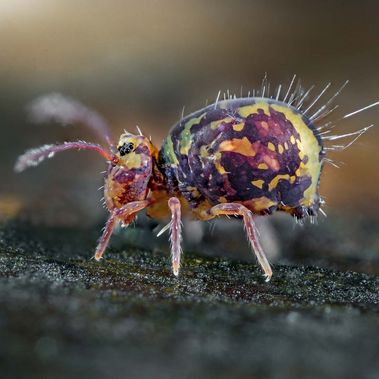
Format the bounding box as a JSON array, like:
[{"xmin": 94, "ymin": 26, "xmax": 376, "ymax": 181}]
[{"xmin": 15, "ymin": 76, "xmax": 378, "ymax": 281}]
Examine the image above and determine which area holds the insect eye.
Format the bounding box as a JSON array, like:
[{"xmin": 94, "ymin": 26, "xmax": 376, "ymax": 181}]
[{"xmin": 118, "ymin": 142, "xmax": 134, "ymax": 156}]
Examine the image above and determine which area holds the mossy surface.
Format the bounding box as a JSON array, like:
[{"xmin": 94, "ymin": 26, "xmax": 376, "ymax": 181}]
[{"xmin": 0, "ymin": 222, "xmax": 378, "ymax": 379}]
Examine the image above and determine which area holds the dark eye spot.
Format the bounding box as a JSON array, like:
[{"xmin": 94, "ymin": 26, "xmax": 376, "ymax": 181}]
[{"xmin": 118, "ymin": 142, "xmax": 134, "ymax": 156}]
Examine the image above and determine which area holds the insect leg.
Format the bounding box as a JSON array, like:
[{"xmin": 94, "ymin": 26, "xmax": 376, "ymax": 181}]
[
  {"xmin": 168, "ymin": 197, "xmax": 182, "ymax": 276},
  {"xmin": 94, "ymin": 200, "xmax": 149, "ymax": 261},
  {"xmin": 15, "ymin": 141, "xmax": 115, "ymax": 173},
  {"xmin": 207, "ymin": 203, "xmax": 273, "ymax": 281},
  {"xmin": 28, "ymin": 93, "xmax": 114, "ymax": 147},
  {"xmin": 94, "ymin": 214, "xmax": 117, "ymax": 261}
]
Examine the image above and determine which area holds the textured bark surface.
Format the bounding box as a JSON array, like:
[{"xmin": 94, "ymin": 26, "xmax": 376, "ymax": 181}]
[{"xmin": 0, "ymin": 222, "xmax": 378, "ymax": 379}]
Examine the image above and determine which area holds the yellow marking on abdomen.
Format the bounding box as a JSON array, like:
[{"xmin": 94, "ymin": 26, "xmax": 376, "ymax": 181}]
[
  {"xmin": 163, "ymin": 136, "xmax": 179, "ymax": 166},
  {"xmin": 258, "ymin": 163, "xmax": 268, "ymax": 169},
  {"xmin": 238, "ymin": 102, "xmax": 270, "ymax": 118},
  {"xmin": 232, "ymin": 122, "xmax": 245, "ymax": 132},
  {"xmin": 214, "ymin": 152, "xmax": 228, "ymax": 174},
  {"xmin": 268, "ymin": 174, "xmax": 290, "ymax": 191},
  {"xmin": 210, "ymin": 116, "xmax": 234, "ymax": 130},
  {"xmin": 219, "ymin": 137, "xmax": 257, "ymax": 157},
  {"xmin": 242, "ymin": 197, "xmax": 277, "ymax": 212},
  {"xmin": 252, "ymin": 179, "xmax": 265, "ymax": 189},
  {"xmin": 215, "ymin": 162, "xmax": 227, "ymax": 175},
  {"xmin": 179, "ymin": 113, "xmax": 206, "ymax": 155},
  {"xmin": 267, "ymin": 142, "xmax": 276, "ymax": 152},
  {"xmin": 271, "ymin": 103, "xmax": 322, "ymax": 207}
]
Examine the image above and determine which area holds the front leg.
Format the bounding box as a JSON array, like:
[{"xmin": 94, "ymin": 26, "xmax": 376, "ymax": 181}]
[
  {"xmin": 94, "ymin": 200, "xmax": 150, "ymax": 261},
  {"xmin": 208, "ymin": 203, "xmax": 273, "ymax": 281}
]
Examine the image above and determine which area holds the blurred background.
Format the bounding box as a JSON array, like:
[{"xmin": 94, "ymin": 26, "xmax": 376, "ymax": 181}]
[{"xmin": 0, "ymin": 0, "xmax": 378, "ymax": 271}]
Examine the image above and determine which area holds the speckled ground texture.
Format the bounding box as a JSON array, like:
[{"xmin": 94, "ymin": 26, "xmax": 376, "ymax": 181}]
[{"xmin": 0, "ymin": 221, "xmax": 378, "ymax": 379}]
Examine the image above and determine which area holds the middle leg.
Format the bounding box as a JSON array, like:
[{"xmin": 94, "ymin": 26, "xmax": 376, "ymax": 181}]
[{"xmin": 168, "ymin": 197, "xmax": 182, "ymax": 276}]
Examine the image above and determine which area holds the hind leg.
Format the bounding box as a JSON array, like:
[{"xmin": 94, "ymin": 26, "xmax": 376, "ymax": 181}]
[{"xmin": 207, "ymin": 203, "xmax": 273, "ymax": 281}]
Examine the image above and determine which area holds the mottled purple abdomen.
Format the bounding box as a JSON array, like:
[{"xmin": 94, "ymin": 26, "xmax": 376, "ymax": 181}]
[{"xmin": 159, "ymin": 98, "xmax": 324, "ymax": 219}]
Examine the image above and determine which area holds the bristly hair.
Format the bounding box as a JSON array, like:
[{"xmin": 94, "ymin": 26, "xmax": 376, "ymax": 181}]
[
  {"xmin": 217, "ymin": 74, "xmax": 377, "ymax": 160},
  {"xmin": 245, "ymin": 75, "xmax": 377, "ymax": 151},
  {"xmin": 213, "ymin": 74, "xmax": 378, "ymax": 221},
  {"xmin": 224, "ymin": 74, "xmax": 378, "ymax": 157},
  {"xmin": 219, "ymin": 75, "xmax": 377, "ymax": 147}
]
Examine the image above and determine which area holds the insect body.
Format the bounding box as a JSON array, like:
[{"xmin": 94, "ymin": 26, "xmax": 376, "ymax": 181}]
[{"xmin": 15, "ymin": 80, "xmax": 377, "ymax": 281}]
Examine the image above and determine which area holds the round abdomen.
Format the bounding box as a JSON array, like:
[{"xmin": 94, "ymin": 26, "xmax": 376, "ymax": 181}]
[{"xmin": 160, "ymin": 98, "xmax": 323, "ymax": 218}]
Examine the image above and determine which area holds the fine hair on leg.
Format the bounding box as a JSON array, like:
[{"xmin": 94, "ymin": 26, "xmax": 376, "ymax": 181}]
[
  {"xmin": 94, "ymin": 200, "xmax": 150, "ymax": 261},
  {"xmin": 208, "ymin": 203, "xmax": 273, "ymax": 281},
  {"xmin": 168, "ymin": 197, "xmax": 182, "ymax": 276}
]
